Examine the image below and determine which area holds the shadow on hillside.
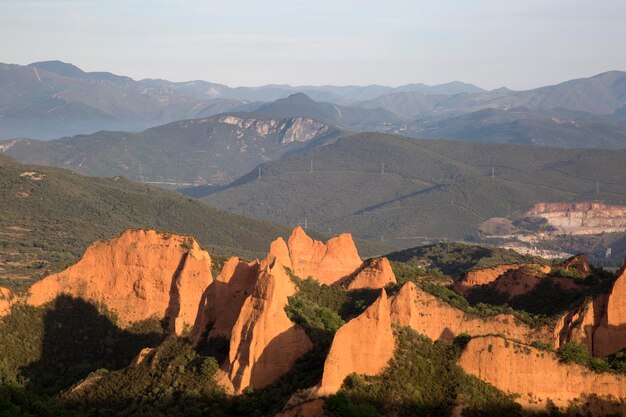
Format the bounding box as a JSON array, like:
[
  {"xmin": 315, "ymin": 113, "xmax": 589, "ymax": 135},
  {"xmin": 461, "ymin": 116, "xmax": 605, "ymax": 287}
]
[{"xmin": 22, "ymin": 295, "xmax": 164, "ymax": 394}]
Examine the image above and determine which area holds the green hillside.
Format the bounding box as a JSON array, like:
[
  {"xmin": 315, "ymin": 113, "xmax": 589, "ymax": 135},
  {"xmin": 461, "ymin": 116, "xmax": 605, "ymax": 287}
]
[
  {"xmin": 200, "ymin": 133, "xmax": 626, "ymax": 248},
  {"xmin": 0, "ymin": 154, "xmax": 294, "ymax": 287},
  {"xmin": 1, "ymin": 115, "xmax": 343, "ymax": 186}
]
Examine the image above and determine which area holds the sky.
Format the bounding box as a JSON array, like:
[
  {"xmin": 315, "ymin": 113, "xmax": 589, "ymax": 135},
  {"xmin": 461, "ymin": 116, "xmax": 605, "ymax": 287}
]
[{"xmin": 1, "ymin": 0, "xmax": 625, "ymax": 90}]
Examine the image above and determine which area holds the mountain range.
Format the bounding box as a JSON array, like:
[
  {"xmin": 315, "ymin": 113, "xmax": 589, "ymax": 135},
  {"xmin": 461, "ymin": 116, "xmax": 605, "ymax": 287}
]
[{"xmin": 3, "ymin": 60, "xmax": 626, "ymax": 148}]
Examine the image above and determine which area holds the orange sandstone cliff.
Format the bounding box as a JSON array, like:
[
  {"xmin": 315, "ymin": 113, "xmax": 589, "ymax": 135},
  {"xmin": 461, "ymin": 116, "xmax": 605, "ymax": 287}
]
[
  {"xmin": 191, "ymin": 257, "xmax": 259, "ymax": 344},
  {"xmin": 314, "ymin": 290, "xmax": 394, "ymax": 396},
  {"xmin": 454, "ymin": 264, "xmax": 530, "ymax": 295},
  {"xmin": 218, "ymin": 255, "xmax": 313, "ymax": 393},
  {"xmin": 341, "ymin": 257, "xmax": 397, "ymax": 290},
  {"xmin": 390, "ymin": 282, "xmax": 550, "ymax": 344},
  {"xmin": 554, "ymin": 257, "xmax": 626, "ymax": 357},
  {"xmin": 27, "ymin": 229, "xmax": 213, "ymax": 334},
  {"xmin": 0, "ymin": 287, "xmax": 12, "ymax": 317},
  {"xmin": 593, "ymin": 260, "xmax": 626, "ymax": 357},
  {"xmin": 458, "ymin": 336, "xmax": 626, "ymax": 413},
  {"xmin": 271, "ymin": 227, "xmax": 362, "ymax": 285}
]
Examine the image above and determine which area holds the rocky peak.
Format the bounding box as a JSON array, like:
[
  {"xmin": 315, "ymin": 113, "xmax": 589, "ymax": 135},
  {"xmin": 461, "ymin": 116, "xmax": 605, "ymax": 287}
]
[
  {"xmin": 218, "ymin": 254, "xmax": 312, "ymax": 393},
  {"xmin": 277, "ymin": 227, "xmax": 362, "ymax": 285},
  {"xmin": 314, "ymin": 289, "xmax": 394, "ymax": 396},
  {"xmin": 26, "ymin": 229, "xmax": 213, "ymax": 334},
  {"xmin": 191, "ymin": 257, "xmax": 260, "ymax": 344},
  {"xmin": 341, "ymin": 257, "xmax": 397, "ymax": 290}
]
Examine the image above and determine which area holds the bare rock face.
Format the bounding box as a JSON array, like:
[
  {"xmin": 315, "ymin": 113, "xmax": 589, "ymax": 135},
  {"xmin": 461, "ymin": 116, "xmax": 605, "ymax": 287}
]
[
  {"xmin": 554, "ymin": 258, "xmax": 626, "ymax": 357},
  {"xmin": 458, "ymin": 336, "xmax": 626, "ymax": 413},
  {"xmin": 342, "ymin": 257, "xmax": 397, "ymax": 290},
  {"xmin": 219, "ymin": 255, "xmax": 313, "ymax": 393},
  {"xmin": 274, "ymin": 400, "xmax": 325, "ymax": 417},
  {"xmin": 561, "ymin": 254, "xmax": 591, "ymax": 276},
  {"xmin": 593, "ymin": 260, "xmax": 626, "ymax": 357},
  {"xmin": 554, "ymin": 295, "xmax": 607, "ymax": 353},
  {"xmin": 390, "ymin": 282, "xmax": 551, "ymax": 344},
  {"xmin": 315, "ymin": 290, "xmax": 394, "ymax": 396},
  {"xmin": 0, "ymin": 287, "xmax": 12, "ymax": 317},
  {"xmin": 454, "ymin": 264, "xmax": 529, "ymax": 295},
  {"xmin": 27, "ymin": 229, "xmax": 213, "ymax": 334},
  {"xmin": 488, "ymin": 266, "xmax": 580, "ymax": 299},
  {"xmin": 269, "ymin": 237, "xmax": 293, "ymax": 270},
  {"xmin": 191, "ymin": 257, "xmax": 260, "ymax": 344},
  {"xmin": 270, "ymin": 227, "xmax": 362, "ymax": 285}
]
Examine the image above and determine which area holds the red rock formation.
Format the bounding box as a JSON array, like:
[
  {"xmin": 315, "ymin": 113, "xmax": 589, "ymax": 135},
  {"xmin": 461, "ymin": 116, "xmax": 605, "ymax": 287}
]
[
  {"xmin": 269, "ymin": 237, "xmax": 293, "ymax": 270},
  {"xmin": 191, "ymin": 257, "xmax": 259, "ymax": 344},
  {"xmin": 27, "ymin": 229, "xmax": 213, "ymax": 334},
  {"xmin": 488, "ymin": 266, "xmax": 580, "ymax": 299},
  {"xmin": 341, "ymin": 257, "xmax": 397, "ymax": 290},
  {"xmin": 272, "ymin": 227, "xmax": 362, "ymax": 285},
  {"xmin": 315, "ymin": 290, "xmax": 394, "ymax": 396},
  {"xmin": 561, "ymin": 254, "xmax": 591, "ymax": 276},
  {"xmin": 219, "ymin": 255, "xmax": 313, "ymax": 393},
  {"xmin": 390, "ymin": 282, "xmax": 551, "ymax": 344},
  {"xmin": 453, "ymin": 264, "xmax": 528, "ymax": 295},
  {"xmin": 554, "ymin": 295, "xmax": 607, "ymax": 353},
  {"xmin": 593, "ymin": 260, "xmax": 626, "ymax": 357},
  {"xmin": 458, "ymin": 336, "xmax": 626, "ymax": 413},
  {"xmin": 0, "ymin": 287, "xmax": 11, "ymax": 317},
  {"xmin": 275, "ymin": 400, "xmax": 325, "ymax": 417}
]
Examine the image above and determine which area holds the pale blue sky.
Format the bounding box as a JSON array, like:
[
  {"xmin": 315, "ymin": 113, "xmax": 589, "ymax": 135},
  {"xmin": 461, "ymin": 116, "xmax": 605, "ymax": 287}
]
[{"xmin": 1, "ymin": 0, "xmax": 625, "ymax": 90}]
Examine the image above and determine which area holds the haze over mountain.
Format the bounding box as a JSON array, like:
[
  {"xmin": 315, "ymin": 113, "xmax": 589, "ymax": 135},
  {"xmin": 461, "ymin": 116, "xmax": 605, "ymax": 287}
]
[{"xmin": 3, "ymin": 60, "xmax": 626, "ymax": 147}]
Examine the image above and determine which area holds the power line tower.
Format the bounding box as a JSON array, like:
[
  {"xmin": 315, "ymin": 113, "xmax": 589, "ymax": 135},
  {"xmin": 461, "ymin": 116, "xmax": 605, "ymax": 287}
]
[
  {"xmin": 491, "ymin": 166, "xmax": 495, "ymax": 179},
  {"xmin": 596, "ymin": 180, "xmax": 600, "ymax": 195},
  {"xmin": 381, "ymin": 161, "xmax": 385, "ymax": 175},
  {"xmin": 310, "ymin": 159, "xmax": 313, "ymax": 173},
  {"xmin": 258, "ymin": 166, "xmax": 261, "ymax": 179},
  {"xmin": 304, "ymin": 218, "xmax": 308, "ymax": 229}
]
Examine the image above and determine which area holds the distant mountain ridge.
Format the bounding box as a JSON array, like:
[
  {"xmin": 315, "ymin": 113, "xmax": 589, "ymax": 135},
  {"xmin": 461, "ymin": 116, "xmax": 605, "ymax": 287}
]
[
  {"xmin": 0, "ymin": 113, "xmax": 344, "ymax": 186},
  {"xmin": 357, "ymin": 71, "xmax": 626, "ymax": 118}
]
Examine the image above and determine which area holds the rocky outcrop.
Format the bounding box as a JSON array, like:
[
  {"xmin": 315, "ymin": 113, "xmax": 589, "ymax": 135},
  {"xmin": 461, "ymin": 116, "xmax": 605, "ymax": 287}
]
[
  {"xmin": 454, "ymin": 264, "xmax": 528, "ymax": 295},
  {"xmin": 270, "ymin": 227, "xmax": 362, "ymax": 285},
  {"xmin": 0, "ymin": 287, "xmax": 12, "ymax": 317},
  {"xmin": 593, "ymin": 261, "xmax": 626, "ymax": 357},
  {"xmin": 314, "ymin": 290, "xmax": 394, "ymax": 396},
  {"xmin": 219, "ymin": 255, "xmax": 312, "ymax": 393},
  {"xmin": 27, "ymin": 229, "xmax": 213, "ymax": 334},
  {"xmin": 486, "ymin": 266, "xmax": 581, "ymax": 299},
  {"xmin": 390, "ymin": 282, "xmax": 551, "ymax": 344},
  {"xmin": 561, "ymin": 254, "xmax": 591, "ymax": 276},
  {"xmin": 341, "ymin": 257, "xmax": 397, "ymax": 290},
  {"xmin": 458, "ymin": 336, "xmax": 626, "ymax": 413},
  {"xmin": 275, "ymin": 400, "xmax": 325, "ymax": 417},
  {"xmin": 554, "ymin": 258, "xmax": 626, "ymax": 357},
  {"xmin": 554, "ymin": 295, "xmax": 607, "ymax": 353},
  {"xmin": 191, "ymin": 257, "xmax": 259, "ymax": 344}
]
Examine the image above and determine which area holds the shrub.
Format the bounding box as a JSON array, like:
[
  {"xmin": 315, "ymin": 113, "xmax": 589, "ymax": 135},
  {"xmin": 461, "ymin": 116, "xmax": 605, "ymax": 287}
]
[{"xmin": 556, "ymin": 342, "xmax": 589, "ymax": 365}]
